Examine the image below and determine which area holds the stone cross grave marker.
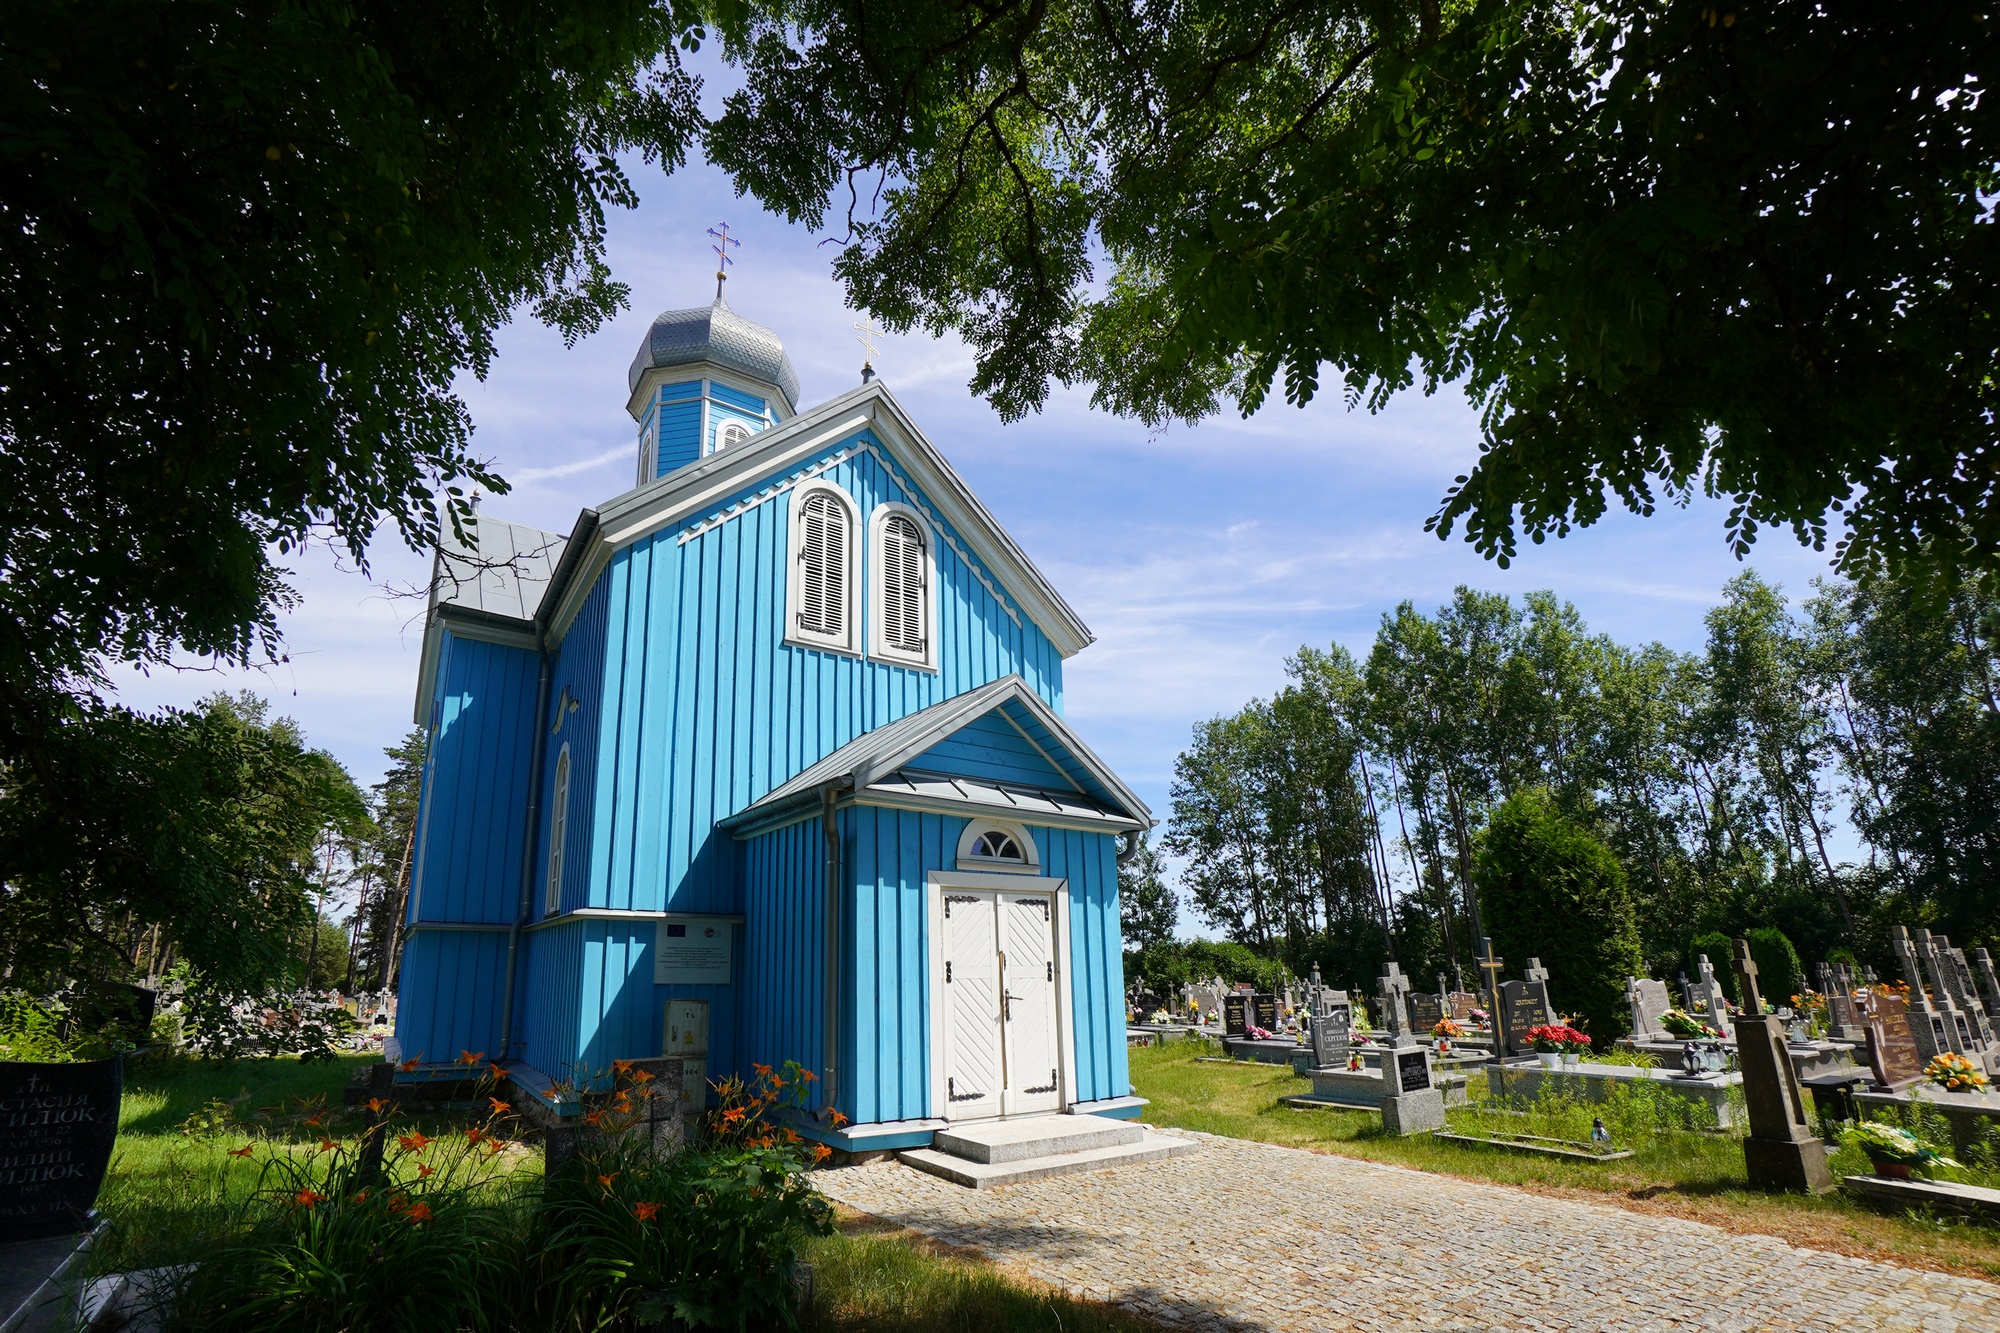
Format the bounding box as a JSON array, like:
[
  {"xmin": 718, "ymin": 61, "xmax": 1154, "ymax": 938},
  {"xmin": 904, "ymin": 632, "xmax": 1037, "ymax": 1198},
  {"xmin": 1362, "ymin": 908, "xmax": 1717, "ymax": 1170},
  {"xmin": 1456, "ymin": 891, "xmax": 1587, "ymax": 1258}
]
[
  {"xmin": 1731, "ymin": 939, "xmax": 1832, "ymax": 1193},
  {"xmin": 1937, "ymin": 938, "xmax": 1998, "ymax": 1049},
  {"xmin": 1475, "ymin": 937, "xmax": 1507, "ymax": 1045},
  {"xmin": 1892, "ymin": 925, "xmax": 1951, "ymax": 1066},
  {"xmin": 1915, "ymin": 929, "xmax": 1982, "ymax": 1055},
  {"xmin": 1818, "ymin": 962, "xmax": 1865, "ymax": 1042},
  {"xmin": 1861, "ymin": 989, "xmax": 1924, "ymax": 1090},
  {"xmin": 1690, "ymin": 954, "xmax": 1733, "ymax": 1034},
  {"xmin": 1626, "ymin": 977, "xmax": 1673, "ymax": 1041},
  {"xmin": 1378, "ymin": 962, "xmax": 1413, "ymax": 1041},
  {"xmin": 1976, "ymin": 949, "xmax": 2000, "ymax": 1024}
]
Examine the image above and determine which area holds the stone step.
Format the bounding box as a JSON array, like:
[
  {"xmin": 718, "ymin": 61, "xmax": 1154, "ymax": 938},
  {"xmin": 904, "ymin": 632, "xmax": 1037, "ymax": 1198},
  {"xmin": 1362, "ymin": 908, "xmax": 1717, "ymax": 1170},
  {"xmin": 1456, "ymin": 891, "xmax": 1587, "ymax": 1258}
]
[
  {"xmin": 899, "ymin": 1131, "xmax": 1195, "ymax": 1188},
  {"xmin": 933, "ymin": 1114, "xmax": 1146, "ymax": 1164}
]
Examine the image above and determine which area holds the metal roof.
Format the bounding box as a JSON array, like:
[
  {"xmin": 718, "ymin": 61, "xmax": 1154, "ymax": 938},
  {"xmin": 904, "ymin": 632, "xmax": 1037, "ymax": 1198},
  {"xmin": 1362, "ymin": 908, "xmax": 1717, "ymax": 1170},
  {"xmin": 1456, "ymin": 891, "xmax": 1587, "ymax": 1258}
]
[
  {"xmin": 433, "ymin": 514, "xmax": 568, "ymax": 622},
  {"xmin": 626, "ymin": 296, "xmax": 801, "ymax": 409},
  {"xmin": 862, "ymin": 769, "xmax": 1139, "ymax": 829},
  {"xmin": 724, "ymin": 674, "xmax": 1152, "ymax": 830}
]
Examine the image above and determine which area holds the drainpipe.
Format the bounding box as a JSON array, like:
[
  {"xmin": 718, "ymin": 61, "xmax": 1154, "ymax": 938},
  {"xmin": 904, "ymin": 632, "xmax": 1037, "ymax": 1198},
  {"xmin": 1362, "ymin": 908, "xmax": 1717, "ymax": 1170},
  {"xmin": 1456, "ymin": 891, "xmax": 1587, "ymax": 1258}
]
[
  {"xmin": 498, "ymin": 635, "xmax": 553, "ymax": 1064},
  {"xmin": 820, "ymin": 782, "xmax": 846, "ymax": 1119},
  {"xmin": 1117, "ymin": 830, "xmax": 1146, "ymax": 866}
]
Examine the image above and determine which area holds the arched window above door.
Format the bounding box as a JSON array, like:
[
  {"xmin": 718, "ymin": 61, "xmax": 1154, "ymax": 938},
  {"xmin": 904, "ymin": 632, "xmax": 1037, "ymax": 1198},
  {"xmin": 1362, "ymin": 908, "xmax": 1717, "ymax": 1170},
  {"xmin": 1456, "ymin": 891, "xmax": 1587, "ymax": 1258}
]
[{"xmin": 956, "ymin": 820, "xmax": 1039, "ymax": 873}]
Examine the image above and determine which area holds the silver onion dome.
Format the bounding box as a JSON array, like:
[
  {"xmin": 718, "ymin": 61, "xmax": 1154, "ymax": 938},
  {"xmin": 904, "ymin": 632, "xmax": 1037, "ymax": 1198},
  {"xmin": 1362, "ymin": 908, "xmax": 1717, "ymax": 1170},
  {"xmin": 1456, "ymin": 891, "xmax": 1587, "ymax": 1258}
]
[{"xmin": 626, "ymin": 296, "xmax": 801, "ymax": 409}]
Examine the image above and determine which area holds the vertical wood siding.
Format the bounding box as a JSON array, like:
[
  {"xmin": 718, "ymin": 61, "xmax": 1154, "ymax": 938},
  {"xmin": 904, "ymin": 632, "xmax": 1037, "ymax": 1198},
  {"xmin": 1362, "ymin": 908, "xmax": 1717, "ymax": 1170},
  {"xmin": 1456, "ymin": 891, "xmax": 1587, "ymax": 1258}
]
[
  {"xmin": 395, "ymin": 929, "xmax": 510, "ymax": 1065},
  {"xmin": 653, "ymin": 381, "xmax": 703, "ymax": 477},
  {"xmin": 1036, "ymin": 825, "xmax": 1129, "ymax": 1103},
  {"xmin": 842, "ymin": 805, "xmax": 951, "ymax": 1124},
  {"xmin": 540, "ymin": 579, "xmax": 610, "ymax": 916},
  {"xmin": 739, "ymin": 816, "xmax": 827, "ymax": 1087},
  {"xmin": 522, "ymin": 922, "xmax": 585, "ymax": 1080},
  {"xmin": 411, "ymin": 630, "xmax": 539, "ymax": 926}
]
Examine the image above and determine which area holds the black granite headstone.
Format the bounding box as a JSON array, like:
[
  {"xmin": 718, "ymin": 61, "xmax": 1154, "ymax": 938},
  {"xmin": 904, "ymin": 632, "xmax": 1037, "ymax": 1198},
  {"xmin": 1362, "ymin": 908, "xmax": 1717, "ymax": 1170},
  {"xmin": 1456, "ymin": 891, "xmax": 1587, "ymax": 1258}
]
[
  {"xmin": 1252, "ymin": 994, "xmax": 1279, "ymax": 1031},
  {"xmin": 1223, "ymin": 995, "xmax": 1249, "ymax": 1038},
  {"xmin": 1408, "ymin": 993, "xmax": 1444, "ymax": 1032},
  {"xmin": 1500, "ymin": 979, "xmax": 1554, "ymax": 1056},
  {"xmin": 0, "ymin": 1059, "xmax": 122, "ymax": 1242},
  {"xmin": 1396, "ymin": 1048, "xmax": 1433, "ymax": 1094}
]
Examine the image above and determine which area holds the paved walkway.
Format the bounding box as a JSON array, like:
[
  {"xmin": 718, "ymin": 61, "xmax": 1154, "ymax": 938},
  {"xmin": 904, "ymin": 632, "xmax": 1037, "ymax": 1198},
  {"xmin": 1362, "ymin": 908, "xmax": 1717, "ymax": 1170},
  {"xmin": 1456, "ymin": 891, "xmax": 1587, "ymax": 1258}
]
[{"xmin": 819, "ymin": 1130, "xmax": 2000, "ymax": 1331}]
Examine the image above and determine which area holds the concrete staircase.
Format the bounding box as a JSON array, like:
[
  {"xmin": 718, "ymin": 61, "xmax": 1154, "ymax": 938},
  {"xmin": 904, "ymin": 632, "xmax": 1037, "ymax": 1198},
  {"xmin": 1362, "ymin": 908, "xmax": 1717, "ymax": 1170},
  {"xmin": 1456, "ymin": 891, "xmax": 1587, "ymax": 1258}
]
[{"xmin": 898, "ymin": 1114, "xmax": 1195, "ymax": 1188}]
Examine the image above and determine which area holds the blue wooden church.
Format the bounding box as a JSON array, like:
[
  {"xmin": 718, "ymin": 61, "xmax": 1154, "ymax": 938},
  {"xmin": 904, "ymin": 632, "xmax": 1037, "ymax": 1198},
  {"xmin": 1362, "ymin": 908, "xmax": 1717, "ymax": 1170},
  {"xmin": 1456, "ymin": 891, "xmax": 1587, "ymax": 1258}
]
[{"xmin": 392, "ymin": 293, "xmax": 1152, "ymax": 1149}]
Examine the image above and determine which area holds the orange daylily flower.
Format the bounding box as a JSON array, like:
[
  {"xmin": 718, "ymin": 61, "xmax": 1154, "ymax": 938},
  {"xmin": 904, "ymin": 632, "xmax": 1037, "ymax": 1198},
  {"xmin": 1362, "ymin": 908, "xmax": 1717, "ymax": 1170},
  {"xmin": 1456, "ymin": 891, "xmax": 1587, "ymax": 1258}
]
[
  {"xmin": 722, "ymin": 1107, "xmax": 746, "ymax": 1125},
  {"xmin": 753, "ymin": 1063, "xmax": 772, "ymax": 1077},
  {"xmin": 350, "ymin": 1190, "xmax": 370, "ymax": 1204},
  {"xmin": 405, "ymin": 1202, "xmax": 433, "ymax": 1224},
  {"xmin": 458, "ymin": 1050, "xmax": 483, "ymax": 1066},
  {"xmin": 366, "ymin": 1097, "xmax": 389, "ymax": 1115},
  {"xmin": 830, "ymin": 1111, "xmax": 849, "ymax": 1128},
  {"xmin": 486, "ymin": 1063, "xmax": 509, "ymax": 1081},
  {"xmin": 632, "ymin": 1200, "xmax": 662, "ymax": 1222},
  {"xmin": 812, "ymin": 1144, "xmax": 833, "ymax": 1162},
  {"xmin": 582, "ymin": 1110, "xmax": 606, "ymax": 1127},
  {"xmin": 800, "ymin": 1070, "xmax": 817, "ymax": 1082},
  {"xmin": 612, "ymin": 1059, "xmax": 635, "ymax": 1074},
  {"xmin": 317, "ymin": 1136, "xmax": 339, "ymax": 1153},
  {"xmin": 227, "ymin": 1144, "xmax": 254, "ymax": 1159},
  {"xmin": 398, "ymin": 1059, "xmax": 420, "ymax": 1073},
  {"xmin": 398, "ymin": 1132, "xmax": 432, "ymax": 1153},
  {"xmin": 488, "ymin": 1096, "xmax": 510, "ymax": 1114},
  {"xmin": 598, "ymin": 1173, "xmax": 620, "ymax": 1190},
  {"xmin": 464, "ymin": 1128, "xmax": 485, "ymax": 1144},
  {"xmin": 417, "ymin": 1164, "xmax": 435, "ymax": 1178},
  {"xmin": 293, "ymin": 1189, "xmax": 325, "ymax": 1208},
  {"xmin": 629, "ymin": 1069, "xmax": 655, "ymax": 1084},
  {"xmin": 485, "ymin": 1139, "xmax": 506, "ymax": 1156}
]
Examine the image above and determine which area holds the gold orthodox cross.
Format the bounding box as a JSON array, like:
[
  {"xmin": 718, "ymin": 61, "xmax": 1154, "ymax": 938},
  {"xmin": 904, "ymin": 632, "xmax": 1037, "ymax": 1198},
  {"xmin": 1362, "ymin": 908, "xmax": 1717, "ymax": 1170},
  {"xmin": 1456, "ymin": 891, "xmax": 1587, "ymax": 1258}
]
[{"xmin": 707, "ymin": 221, "xmax": 740, "ymax": 298}]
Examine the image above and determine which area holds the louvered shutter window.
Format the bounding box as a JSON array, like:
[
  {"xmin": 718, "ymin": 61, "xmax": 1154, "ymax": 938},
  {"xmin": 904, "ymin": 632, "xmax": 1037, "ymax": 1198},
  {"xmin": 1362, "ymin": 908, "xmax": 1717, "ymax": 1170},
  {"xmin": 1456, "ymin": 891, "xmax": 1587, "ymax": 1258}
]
[
  {"xmin": 545, "ymin": 747, "xmax": 570, "ymax": 915},
  {"xmin": 880, "ymin": 514, "xmax": 926, "ymax": 654},
  {"xmin": 797, "ymin": 492, "xmax": 847, "ymax": 638}
]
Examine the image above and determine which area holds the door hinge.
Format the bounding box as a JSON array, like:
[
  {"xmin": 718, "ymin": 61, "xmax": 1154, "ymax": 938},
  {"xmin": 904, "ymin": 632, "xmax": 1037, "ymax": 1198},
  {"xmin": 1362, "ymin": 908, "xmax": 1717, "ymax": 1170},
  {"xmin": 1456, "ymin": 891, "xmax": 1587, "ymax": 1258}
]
[
  {"xmin": 945, "ymin": 961, "xmax": 952, "ymax": 982},
  {"xmin": 1047, "ymin": 961, "xmax": 1053, "ymax": 982}
]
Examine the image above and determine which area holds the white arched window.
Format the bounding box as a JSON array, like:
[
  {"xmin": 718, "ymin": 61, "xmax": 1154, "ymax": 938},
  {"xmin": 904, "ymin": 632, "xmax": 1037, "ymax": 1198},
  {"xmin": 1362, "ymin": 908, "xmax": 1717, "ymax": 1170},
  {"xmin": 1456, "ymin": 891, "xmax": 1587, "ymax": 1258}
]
[
  {"xmin": 956, "ymin": 820, "xmax": 1039, "ymax": 873},
  {"xmin": 545, "ymin": 744, "xmax": 571, "ymax": 915},
  {"xmin": 786, "ymin": 483, "xmax": 857, "ymax": 654},
  {"xmin": 869, "ymin": 503, "xmax": 935, "ymax": 669},
  {"xmin": 716, "ymin": 420, "xmax": 752, "ymax": 451}
]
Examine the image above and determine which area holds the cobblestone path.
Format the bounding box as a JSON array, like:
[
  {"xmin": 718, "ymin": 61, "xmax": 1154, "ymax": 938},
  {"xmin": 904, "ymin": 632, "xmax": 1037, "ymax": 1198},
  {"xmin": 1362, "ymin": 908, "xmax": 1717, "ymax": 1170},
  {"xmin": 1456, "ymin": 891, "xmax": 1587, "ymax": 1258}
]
[{"xmin": 818, "ymin": 1130, "xmax": 2000, "ymax": 1331}]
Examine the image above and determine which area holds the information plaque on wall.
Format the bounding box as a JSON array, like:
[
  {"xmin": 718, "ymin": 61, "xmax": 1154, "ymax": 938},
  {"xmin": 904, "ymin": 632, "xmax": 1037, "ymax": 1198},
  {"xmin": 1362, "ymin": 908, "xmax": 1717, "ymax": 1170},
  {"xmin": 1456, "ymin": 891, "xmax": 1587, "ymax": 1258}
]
[{"xmin": 654, "ymin": 918, "xmax": 733, "ymax": 985}]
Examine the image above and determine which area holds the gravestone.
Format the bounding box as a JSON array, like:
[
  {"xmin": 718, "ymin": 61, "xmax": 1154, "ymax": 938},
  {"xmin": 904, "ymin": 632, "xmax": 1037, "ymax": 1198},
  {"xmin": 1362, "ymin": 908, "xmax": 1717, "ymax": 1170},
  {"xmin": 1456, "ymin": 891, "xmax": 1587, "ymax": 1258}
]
[
  {"xmin": 1914, "ymin": 929, "xmax": 1982, "ymax": 1055},
  {"xmin": 1447, "ymin": 992, "xmax": 1481, "ymax": 1024},
  {"xmin": 1499, "ymin": 979, "xmax": 1554, "ymax": 1056},
  {"xmin": 1407, "ymin": 991, "xmax": 1444, "ymax": 1034},
  {"xmin": 1374, "ymin": 963, "xmax": 1445, "ymax": 1134},
  {"xmin": 1891, "ymin": 925, "xmax": 1951, "ymax": 1067},
  {"xmin": 1626, "ymin": 977, "xmax": 1674, "ymax": 1042},
  {"xmin": 1936, "ymin": 937, "xmax": 1998, "ymax": 1051},
  {"xmin": 1223, "ymin": 994, "xmax": 1250, "ymax": 1039},
  {"xmin": 1861, "ymin": 991, "xmax": 1924, "ymax": 1090},
  {"xmin": 1252, "ymin": 994, "xmax": 1280, "ymax": 1032},
  {"xmin": 0, "ymin": 1059, "xmax": 123, "ymax": 1241},
  {"xmin": 1976, "ymin": 949, "xmax": 2000, "ymax": 1024},
  {"xmin": 1311, "ymin": 1007, "xmax": 1352, "ymax": 1068},
  {"xmin": 1819, "ymin": 962, "xmax": 1866, "ymax": 1042},
  {"xmin": 1475, "ymin": 938, "xmax": 1508, "ymax": 1046},
  {"xmin": 1729, "ymin": 939, "xmax": 1832, "ymax": 1193},
  {"xmin": 1688, "ymin": 954, "xmax": 1733, "ymax": 1034}
]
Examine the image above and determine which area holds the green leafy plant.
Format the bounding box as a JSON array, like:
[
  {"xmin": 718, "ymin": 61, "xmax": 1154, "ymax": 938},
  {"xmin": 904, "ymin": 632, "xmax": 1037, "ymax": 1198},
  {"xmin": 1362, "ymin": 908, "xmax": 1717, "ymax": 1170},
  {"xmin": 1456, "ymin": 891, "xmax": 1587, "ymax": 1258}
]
[
  {"xmin": 1844, "ymin": 1121, "xmax": 1958, "ymax": 1177},
  {"xmin": 534, "ymin": 1060, "xmax": 835, "ymax": 1330},
  {"xmin": 0, "ymin": 991, "xmax": 80, "ymax": 1062}
]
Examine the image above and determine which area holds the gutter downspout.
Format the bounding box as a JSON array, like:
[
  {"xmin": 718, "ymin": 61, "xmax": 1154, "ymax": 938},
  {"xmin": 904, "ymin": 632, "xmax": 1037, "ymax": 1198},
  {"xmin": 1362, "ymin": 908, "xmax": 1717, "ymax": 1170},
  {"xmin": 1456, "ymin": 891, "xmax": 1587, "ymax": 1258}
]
[
  {"xmin": 820, "ymin": 782, "xmax": 847, "ymax": 1120},
  {"xmin": 1117, "ymin": 829, "xmax": 1146, "ymax": 866},
  {"xmin": 499, "ymin": 634, "xmax": 553, "ymax": 1064}
]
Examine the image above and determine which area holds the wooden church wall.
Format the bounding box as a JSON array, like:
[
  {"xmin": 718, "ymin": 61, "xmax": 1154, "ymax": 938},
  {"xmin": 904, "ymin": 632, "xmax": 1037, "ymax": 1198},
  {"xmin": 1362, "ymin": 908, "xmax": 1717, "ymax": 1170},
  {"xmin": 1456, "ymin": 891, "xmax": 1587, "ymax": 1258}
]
[
  {"xmin": 738, "ymin": 814, "xmax": 829, "ymax": 1093},
  {"xmin": 1033, "ymin": 824, "xmax": 1131, "ymax": 1106},
  {"xmin": 539, "ymin": 577, "xmax": 611, "ymax": 918}
]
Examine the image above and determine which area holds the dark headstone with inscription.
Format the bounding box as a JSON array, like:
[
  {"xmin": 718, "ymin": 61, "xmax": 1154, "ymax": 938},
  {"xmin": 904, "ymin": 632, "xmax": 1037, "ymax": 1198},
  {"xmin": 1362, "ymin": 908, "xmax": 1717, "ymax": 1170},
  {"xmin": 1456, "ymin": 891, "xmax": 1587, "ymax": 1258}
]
[
  {"xmin": 1862, "ymin": 991, "xmax": 1924, "ymax": 1090},
  {"xmin": 1223, "ymin": 994, "xmax": 1249, "ymax": 1038},
  {"xmin": 1251, "ymin": 994, "xmax": 1279, "ymax": 1031},
  {"xmin": 1407, "ymin": 992, "xmax": 1444, "ymax": 1033},
  {"xmin": 1500, "ymin": 979, "xmax": 1554, "ymax": 1056},
  {"xmin": 1448, "ymin": 992, "xmax": 1481, "ymax": 1023},
  {"xmin": 1396, "ymin": 1048, "xmax": 1433, "ymax": 1094},
  {"xmin": 0, "ymin": 1059, "xmax": 122, "ymax": 1241}
]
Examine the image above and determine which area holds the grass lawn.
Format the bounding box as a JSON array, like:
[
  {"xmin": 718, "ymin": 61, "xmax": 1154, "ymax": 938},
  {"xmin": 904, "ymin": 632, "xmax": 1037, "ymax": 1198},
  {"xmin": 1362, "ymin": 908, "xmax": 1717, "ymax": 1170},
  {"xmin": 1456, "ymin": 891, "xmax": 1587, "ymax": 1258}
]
[
  {"xmin": 90, "ymin": 1052, "xmax": 1162, "ymax": 1331},
  {"xmin": 1129, "ymin": 1040, "xmax": 2000, "ymax": 1281}
]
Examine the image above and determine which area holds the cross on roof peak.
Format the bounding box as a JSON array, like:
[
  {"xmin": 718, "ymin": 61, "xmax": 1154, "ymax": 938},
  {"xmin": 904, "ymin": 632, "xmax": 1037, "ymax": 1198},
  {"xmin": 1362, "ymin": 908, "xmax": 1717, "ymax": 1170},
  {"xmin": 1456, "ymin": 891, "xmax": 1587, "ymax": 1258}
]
[{"xmin": 707, "ymin": 221, "xmax": 741, "ymax": 299}]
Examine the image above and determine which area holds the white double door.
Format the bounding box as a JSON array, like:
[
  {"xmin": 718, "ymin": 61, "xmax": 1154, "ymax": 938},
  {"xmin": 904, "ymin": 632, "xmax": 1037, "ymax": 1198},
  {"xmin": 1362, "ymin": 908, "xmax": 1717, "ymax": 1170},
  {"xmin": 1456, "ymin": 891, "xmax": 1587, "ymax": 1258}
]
[{"xmin": 939, "ymin": 888, "xmax": 1063, "ymax": 1120}]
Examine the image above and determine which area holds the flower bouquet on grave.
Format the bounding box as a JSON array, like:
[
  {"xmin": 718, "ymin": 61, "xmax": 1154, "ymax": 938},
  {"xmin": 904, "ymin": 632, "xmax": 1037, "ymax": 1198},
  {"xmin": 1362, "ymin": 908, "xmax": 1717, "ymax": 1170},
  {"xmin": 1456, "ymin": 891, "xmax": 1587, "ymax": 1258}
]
[
  {"xmin": 1430, "ymin": 1017, "xmax": 1463, "ymax": 1054},
  {"xmin": 1246, "ymin": 1025, "xmax": 1274, "ymax": 1041},
  {"xmin": 1558, "ymin": 1024, "xmax": 1592, "ymax": 1067},
  {"xmin": 1525, "ymin": 1023, "xmax": 1570, "ymax": 1067},
  {"xmin": 1924, "ymin": 1052, "xmax": 1991, "ymax": 1095},
  {"xmin": 1844, "ymin": 1121, "xmax": 1957, "ymax": 1180},
  {"xmin": 1659, "ymin": 1008, "xmax": 1722, "ymax": 1040},
  {"xmin": 1468, "ymin": 1007, "xmax": 1490, "ymax": 1031}
]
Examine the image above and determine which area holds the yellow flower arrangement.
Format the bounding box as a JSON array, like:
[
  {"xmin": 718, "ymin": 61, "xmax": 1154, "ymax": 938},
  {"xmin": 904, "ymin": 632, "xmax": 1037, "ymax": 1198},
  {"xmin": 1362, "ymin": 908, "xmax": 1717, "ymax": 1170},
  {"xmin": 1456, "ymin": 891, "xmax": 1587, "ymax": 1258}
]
[{"xmin": 1924, "ymin": 1051, "xmax": 1990, "ymax": 1094}]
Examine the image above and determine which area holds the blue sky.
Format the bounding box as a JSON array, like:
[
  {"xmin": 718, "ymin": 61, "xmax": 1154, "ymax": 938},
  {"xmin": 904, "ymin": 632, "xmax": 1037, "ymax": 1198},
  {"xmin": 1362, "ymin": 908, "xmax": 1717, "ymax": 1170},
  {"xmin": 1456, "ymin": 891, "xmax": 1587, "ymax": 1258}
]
[{"xmin": 109, "ymin": 146, "xmax": 1846, "ymax": 912}]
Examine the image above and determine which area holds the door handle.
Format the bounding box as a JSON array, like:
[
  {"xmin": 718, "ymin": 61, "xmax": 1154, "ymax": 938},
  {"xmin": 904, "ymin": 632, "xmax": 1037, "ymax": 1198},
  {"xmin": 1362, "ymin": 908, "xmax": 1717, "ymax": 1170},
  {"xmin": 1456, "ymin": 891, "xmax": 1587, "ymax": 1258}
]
[{"xmin": 1004, "ymin": 991, "xmax": 1026, "ymax": 1020}]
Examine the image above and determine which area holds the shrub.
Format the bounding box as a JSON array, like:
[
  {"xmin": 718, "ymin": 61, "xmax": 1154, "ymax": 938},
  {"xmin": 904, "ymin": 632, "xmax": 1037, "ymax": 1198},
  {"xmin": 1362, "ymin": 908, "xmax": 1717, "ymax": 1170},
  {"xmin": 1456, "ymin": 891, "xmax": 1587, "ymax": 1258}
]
[
  {"xmin": 1475, "ymin": 789, "xmax": 1644, "ymax": 1048},
  {"xmin": 1744, "ymin": 927, "xmax": 1803, "ymax": 1012},
  {"xmin": 1123, "ymin": 939, "xmax": 1283, "ymax": 996},
  {"xmin": 533, "ymin": 1060, "xmax": 834, "ymax": 1330},
  {"xmin": 178, "ymin": 987, "xmax": 358, "ymax": 1063}
]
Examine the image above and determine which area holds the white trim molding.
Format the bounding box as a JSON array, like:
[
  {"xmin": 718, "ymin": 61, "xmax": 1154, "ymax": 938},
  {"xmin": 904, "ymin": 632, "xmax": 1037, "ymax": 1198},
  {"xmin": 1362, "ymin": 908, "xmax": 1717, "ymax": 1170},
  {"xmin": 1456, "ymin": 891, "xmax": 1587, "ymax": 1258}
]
[
  {"xmin": 784, "ymin": 480, "xmax": 860, "ymax": 657},
  {"xmin": 867, "ymin": 500, "xmax": 938, "ymax": 671}
]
